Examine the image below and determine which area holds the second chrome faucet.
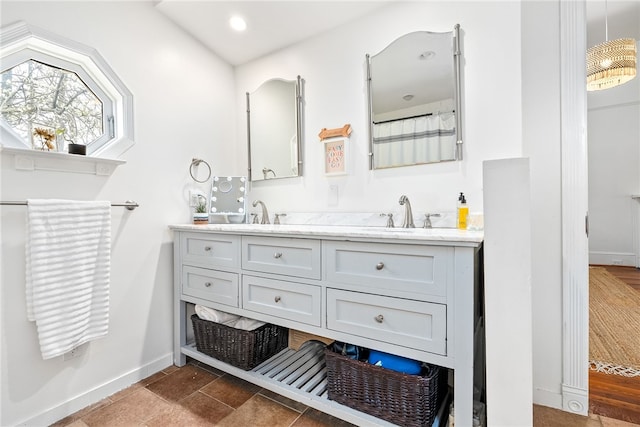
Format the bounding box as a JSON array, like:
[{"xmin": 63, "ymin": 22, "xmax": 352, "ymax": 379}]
[{"xmin": 398, "ymin": 195, "xmax": 415, "ymax": 228}]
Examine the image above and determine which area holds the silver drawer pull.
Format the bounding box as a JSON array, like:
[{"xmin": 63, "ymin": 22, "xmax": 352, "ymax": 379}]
[
  {"xmin": 375, "ymin": 314, "xmax": 384, "ymax": 323},
  {"xmin": 376, "ymin": 262, "xmax": 384, "ymax": 270},
  {"xmin": 274, "ymin": 252, "xmax": 283, "ymax": 259},
  {"xmin": 274, "ymin": 296, "xmax": 281, "ymax": 303},
  {"xmin": 204, "ymin": 282, "xmax": 212, "ymax": 288},
  {"xmin": 204, "ymin": 246, "xmax": 212, "ymax": 252}
]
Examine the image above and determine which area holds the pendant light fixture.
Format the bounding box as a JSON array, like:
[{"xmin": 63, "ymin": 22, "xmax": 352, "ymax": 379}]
[{"xmin": 586, "ymin": 0, "xmax": 637, "ymax": 91}]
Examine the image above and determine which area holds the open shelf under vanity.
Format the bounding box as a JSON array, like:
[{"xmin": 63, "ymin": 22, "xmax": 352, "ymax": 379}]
[{"xmin": 182, "ymin": 340, "xmax": 450, "ymax": 426}]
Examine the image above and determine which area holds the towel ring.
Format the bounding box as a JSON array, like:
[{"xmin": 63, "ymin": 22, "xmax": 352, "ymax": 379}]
[{"xmin": 189, "ymin": 158, "xmax": 212, "ymax": 183}]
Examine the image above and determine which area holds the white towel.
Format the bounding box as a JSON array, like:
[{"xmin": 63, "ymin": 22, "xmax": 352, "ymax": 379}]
[
  {"xmin": 195, "ymin": 305, "xmax": 241, "ymax": 324},
  {"xmin": 195, "ymin": 305, "xmax": 265, "ymax": 331},
  {"xmin": 26, "ymin": 199, "xmax": 111, "ymax": 360}
]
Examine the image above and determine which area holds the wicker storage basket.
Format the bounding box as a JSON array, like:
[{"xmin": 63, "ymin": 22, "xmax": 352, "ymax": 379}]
[
  {"xmin": 191, "ymin": 314, "xmax": 288, "ymax": 370},
  {"xmin": 324, "ymin": 346, "xmax": 443, "ymax": 427}
]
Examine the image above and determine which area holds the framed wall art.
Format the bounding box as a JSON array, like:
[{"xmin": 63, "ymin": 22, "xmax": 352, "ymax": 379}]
[{"xmin": 323, "ymin": 137, "xmax": 348, "ymax": 176}]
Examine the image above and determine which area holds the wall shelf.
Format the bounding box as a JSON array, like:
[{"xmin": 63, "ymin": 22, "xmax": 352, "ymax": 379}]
[{"xmin": 0, "ymin": 147, "xmax": 125, "ymax": 176}]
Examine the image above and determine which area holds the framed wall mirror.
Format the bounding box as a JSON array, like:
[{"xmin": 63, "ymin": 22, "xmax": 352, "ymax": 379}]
[
  {"xmin": 367, "ymin": 25, "xmax": 462, "ymax": 169},
  {"xmin": 246, "ymin": 76, "xmax": 304, "ymax": 182}
]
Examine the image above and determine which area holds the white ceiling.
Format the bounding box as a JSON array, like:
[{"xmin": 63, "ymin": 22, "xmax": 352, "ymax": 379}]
[
  {"xmin": 155, "ymin": 1, "xmax": 640, "ymax": 66},
  {"xmin": 154, "ymin": 1, "xmax": 390, "ymax": 66}
]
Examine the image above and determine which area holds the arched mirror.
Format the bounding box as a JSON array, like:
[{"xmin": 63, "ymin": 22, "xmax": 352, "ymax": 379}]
[
  {"xmin": 367, "ymin": 25, "xmax": 462, "ymax": 169},
  {"xmin": 246, "ymin": 76, "xmax": 303, "ymax": 182}
]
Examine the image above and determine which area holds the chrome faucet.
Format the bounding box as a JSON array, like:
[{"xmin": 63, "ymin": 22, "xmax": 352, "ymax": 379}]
[
  {"xmin": 252, "ymin": 200, "xmax": 270, "ymax": 224},
  {"xmin": 274, "ymin": 213, "xmax": 287, "ymax": 225},
  {"xmin": 423, "ymin": 213, "xmax": 441, "ymax": 229},
  {"xmin": 398, "ymin": 195, "xmax": 415, "ymax": 228},
  {"xmin": 262, "ymin": 167, "xmax": 276, "ymax": 179},
  {"xmin": 380, "ymin": 213, "xmax": 395, "ymax": 228}
]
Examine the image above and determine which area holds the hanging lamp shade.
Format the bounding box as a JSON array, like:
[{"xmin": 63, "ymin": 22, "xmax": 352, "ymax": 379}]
[{"xmin": 586, "ymin": 37, "xmax": 637, "ymax": 91}]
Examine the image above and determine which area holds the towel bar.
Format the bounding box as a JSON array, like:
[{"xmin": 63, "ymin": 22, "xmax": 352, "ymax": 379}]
[{"xmin": 0, "ymin": 200, "xmax": 139, "ymax": 211}]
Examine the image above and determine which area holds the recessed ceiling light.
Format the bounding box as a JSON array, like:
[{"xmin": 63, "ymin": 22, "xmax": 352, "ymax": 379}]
[
  {"xmin": 229, "ymin": 16, "xmax": 247, "ymax": 32},
  {"xmin": 403, "ymin": 94, "xmax": 414, "ymax": 101}
]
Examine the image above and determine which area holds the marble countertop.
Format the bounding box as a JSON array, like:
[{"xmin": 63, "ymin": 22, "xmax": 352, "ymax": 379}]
[{"xmin": 169, "ymin": 223, "xmax": 483, "ymax": 245}]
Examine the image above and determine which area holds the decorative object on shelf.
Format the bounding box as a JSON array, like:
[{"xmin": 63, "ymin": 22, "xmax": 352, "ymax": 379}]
[
  {"xmin": 193, "ymin": 196, "xmax": 208, "ymax": 224},
  {"xmin": 318, "ymin": 124, "xmax": 352, "ymax": 141},
  {"xmin": 323, "ymin": 137, "xmax": 348, "ymax": 176},
  {"xmin": 189, "ymin": 158, "xmax": 212, "ymax": 183},
  {"xmin": 32, "ymin": 127, "xmax": 55, "ymax": 151},
  {"xmin": 586, "ymin": 0, "xmax": 637, "ymax": 91},
  {"xmin": 68, "ymin": 143, "xmax": 86, "ymax": 155}
]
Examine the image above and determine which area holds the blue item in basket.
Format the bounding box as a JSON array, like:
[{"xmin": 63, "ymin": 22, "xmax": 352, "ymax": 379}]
[{"xmin": 368, "ymin": 350, "xmax": 422, "ymax": 374}]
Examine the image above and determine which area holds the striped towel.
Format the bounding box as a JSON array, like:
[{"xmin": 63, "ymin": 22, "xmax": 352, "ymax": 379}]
[{"xmin": 26, "ymin": 199, "xmax": 111, "ymax": 360}]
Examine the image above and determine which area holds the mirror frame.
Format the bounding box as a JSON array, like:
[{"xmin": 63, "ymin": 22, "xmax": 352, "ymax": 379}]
[
  {"xmin": 366, "ymin": 24, "xmax": 462, "ymax": 169},
  {"xmin": 246, "ymin": 75, "xmax": 304, "ymax": 181}
]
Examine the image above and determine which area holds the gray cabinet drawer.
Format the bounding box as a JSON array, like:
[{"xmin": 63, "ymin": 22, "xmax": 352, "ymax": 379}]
[
  {"xmin": 324, "ymin": 241, "xmax": 451, "ymax": 297},
  {"xmin": 183, "ymin": 266, "xmax": 239, "ymax": 308},
  {"xmin": 242, "ymin": 236, "xmax": 321, "ymax": 279},
  {"xmin": 326, "ymin": 288, "xmax": 447, "ymax": 355},
  {"xmin": 242, "ymin": 275, "xmax": 321, "ymax": 326},
  {"xmin": 181, "ymin": 232, "xmax": 240, "ymax": 269}
]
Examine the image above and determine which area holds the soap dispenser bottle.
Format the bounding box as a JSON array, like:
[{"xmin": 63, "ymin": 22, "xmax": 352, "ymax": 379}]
[{"xmin": 457, "ymin": 193, "xmax": 468, "ymax": 230}]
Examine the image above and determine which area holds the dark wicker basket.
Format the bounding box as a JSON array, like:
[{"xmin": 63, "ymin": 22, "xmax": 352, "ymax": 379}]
[
  {"xmin": 324, "ymin": 346, "xmax": 443, "ymax": 427},
  {"xmin": 191, "ymin": 314, "xmax": 288, "ymax": 370}
]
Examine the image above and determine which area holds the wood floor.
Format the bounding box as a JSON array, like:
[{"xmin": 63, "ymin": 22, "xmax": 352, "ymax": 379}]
[
  {"xmin": 601, "ymin": 265, "xmax": 640, "ymax": 292},
  {"xmin": 589, "ymin": 265, "xmax": 640, "ymax": 425}
]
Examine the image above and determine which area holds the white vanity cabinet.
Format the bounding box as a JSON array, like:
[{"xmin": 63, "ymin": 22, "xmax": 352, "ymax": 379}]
[{"xmin": 172, "ymin": 225, "xmax": 483, "ymax": 426}]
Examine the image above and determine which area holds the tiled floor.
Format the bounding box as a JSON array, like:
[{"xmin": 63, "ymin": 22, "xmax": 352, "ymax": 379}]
[
  {"xmin": 51, "ymin": 361, "xmax": 355, "ymax": 427},
  {"xmin": 52, "ymin": 361, "xmax": 639, "ymax": 427}
]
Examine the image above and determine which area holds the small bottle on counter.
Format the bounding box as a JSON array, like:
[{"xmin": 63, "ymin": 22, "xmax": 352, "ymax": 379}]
[{"xmin": 457, "ymin": 192, "xmax": 468, "ymax": 230}]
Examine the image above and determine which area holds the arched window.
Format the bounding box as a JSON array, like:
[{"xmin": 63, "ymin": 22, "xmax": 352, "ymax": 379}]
[{"xmin": 0, "ymin": 21, "xmax": 133, "ymax": 158}]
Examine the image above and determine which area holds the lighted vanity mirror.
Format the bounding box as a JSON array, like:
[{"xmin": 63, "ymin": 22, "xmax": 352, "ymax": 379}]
[
  {"xmin": 209, "ymin": 176, "xmax": 247, "ymax": 223},
  {"xmin": 367, "ymin": 25, "xmax": 462, "ymax": 169},
  {"xmin": 246, "ymin": 76, "xmax": 304, "ymax": 182}
]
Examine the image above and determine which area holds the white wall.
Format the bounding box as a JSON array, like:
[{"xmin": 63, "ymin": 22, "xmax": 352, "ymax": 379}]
[
  {"xmin": 0, "ymin": 2, "xmax": 236, "ymax": 425},
  {"xmin": 588, "ymin": 92, "xmax": 640, "ymax": 267},
  {"xmin": 521, "ymin": 1, "xmax": 564, "ymax": 408}
]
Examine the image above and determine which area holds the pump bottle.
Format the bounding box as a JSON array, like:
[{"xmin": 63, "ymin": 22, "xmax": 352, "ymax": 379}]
[{"xmin": 457, "ymin": 193, "xmax": 468, "ymax": 230}]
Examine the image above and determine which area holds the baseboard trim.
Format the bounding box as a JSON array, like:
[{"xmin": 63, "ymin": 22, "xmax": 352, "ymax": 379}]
[
  {"xmin": 533, "ymin": 387, "xmax": 563, "ymax": 410},
  {"xmin": 18, "ymin": 353, "xmax": 173, "ymax": 427},
  {"xmin": 589, "ymin": 251, "xmax": 636, "ymax": 267}
]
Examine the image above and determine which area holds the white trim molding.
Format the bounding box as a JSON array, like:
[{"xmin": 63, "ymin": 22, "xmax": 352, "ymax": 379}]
[
  {"xmin": 0, "ymin": 21, "xmax": 134, "ymax": 159},
  {"xmin": 560, "ymin": 0, "xmax": 589, "ymax": 416},
  {"xmin": 18, "ymin": 353, "xmax": 173, "ymax": 427},
  {"xmin": 1, "ymin": 147, "xmax": 125, "ymax": 176}
]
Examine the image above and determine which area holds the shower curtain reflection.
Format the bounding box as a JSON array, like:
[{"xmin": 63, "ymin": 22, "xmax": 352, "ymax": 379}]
[{"xmin": 372, "ymin": 112, "xmax": 456, "ymax": 169}]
